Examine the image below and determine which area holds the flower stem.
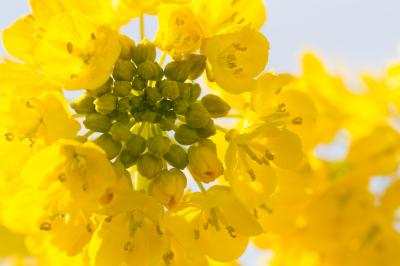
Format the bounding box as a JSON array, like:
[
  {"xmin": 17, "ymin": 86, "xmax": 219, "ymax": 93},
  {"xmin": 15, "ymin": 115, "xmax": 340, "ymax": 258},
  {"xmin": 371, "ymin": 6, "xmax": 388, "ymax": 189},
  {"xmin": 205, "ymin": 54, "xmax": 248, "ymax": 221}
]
[
  {"xmin": 159, "ymin": 51, "xmax": 167, "ymax": 66},
  {"xmin": 140, "ymin": 14, "xmax": 145, "ymax": 40}
]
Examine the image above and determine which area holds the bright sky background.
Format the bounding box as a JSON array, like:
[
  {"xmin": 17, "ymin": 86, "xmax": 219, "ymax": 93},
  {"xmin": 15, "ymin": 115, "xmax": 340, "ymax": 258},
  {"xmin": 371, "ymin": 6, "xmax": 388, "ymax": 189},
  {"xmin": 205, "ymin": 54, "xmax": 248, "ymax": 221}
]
[{"xmin": 0, "ymin": 1, "xmax": 400, "ymax": 265}]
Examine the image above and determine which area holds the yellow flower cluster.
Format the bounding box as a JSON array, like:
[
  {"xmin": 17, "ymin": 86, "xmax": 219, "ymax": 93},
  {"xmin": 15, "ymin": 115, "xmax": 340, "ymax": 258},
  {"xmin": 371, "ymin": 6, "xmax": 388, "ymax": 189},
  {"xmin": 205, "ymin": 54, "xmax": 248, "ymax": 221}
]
[{"xmin": 0, "ymin": 0, "xmax": 399, "ymax": 266}]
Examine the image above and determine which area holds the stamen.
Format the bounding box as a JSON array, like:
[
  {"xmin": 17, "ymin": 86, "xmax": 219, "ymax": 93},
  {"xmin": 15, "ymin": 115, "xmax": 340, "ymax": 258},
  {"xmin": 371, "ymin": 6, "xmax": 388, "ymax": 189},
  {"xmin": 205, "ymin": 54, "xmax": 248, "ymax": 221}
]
[
  {"xmin": 124, "ymin": 241, "xmax": 134, "ymax": 252},
  {"xmin": 4, "ymin": 132, "xmax": 14, "ymax": 142},
  {"xmin": 39, "ymin": 222, "xmax": 52, "ymax": 231},
  {"xmin": 58, "ymin": 173, "xmax": 66, "ymax": 182},
  {"xmin": 66, "ymin": 42, "xmax": 73, "ymax": 54},
  {"xmin": 247, "ymin": 169, "xmax": 256, "ymax": 181},
  {"xmin": 226, "ymin": 226, "xmax": 237, "ymax": 238},
  {"xmin": 194, "ymin": 229, "xmax": 200, "ymax": 239},
  {"xmin": 292, "ymin": 117, "xmax": 303, "ymax": 125}
]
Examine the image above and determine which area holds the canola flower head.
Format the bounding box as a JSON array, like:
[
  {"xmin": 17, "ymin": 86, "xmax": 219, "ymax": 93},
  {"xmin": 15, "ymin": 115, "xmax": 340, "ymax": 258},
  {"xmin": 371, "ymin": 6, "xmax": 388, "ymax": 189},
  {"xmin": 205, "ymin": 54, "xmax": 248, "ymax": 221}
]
[{"xmin": 1, "ymin": 1, "xmax": 400, "ymax": 266}]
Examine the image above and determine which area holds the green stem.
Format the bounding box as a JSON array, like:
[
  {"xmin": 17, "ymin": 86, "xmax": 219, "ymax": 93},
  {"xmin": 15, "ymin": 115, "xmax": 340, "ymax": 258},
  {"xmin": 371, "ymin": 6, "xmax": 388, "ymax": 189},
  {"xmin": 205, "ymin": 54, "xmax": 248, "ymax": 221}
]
[
  {"xmin": 195, "ymin": 179, "xmax": 206, "ymax": 193},
  {"xmin": 159, "ymin": 51, "xmax": 167, "ymax": 66},
  {"xmin": 140, "ymin": 14, "xmax": 145, "ymax": 40},
  {"xmin": 215, "ymin": 124, "xmax": 229, "ymax": 133}
]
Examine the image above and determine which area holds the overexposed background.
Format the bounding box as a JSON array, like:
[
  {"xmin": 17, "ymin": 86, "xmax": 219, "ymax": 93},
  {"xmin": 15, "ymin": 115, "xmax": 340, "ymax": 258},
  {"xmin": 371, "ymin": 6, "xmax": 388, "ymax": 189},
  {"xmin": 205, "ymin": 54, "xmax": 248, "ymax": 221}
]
[{"xmin": 0, "ymin": 0, "xmax": 400, "ymax": 265}]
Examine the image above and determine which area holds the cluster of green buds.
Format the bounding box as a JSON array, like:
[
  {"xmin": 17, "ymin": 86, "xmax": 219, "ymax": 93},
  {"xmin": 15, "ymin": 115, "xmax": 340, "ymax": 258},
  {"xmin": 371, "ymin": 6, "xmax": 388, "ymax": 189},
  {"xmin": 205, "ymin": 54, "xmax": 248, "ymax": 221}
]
[{"xmin": 70, "ymin": 36, "xmax": 230, "ymax": 207}]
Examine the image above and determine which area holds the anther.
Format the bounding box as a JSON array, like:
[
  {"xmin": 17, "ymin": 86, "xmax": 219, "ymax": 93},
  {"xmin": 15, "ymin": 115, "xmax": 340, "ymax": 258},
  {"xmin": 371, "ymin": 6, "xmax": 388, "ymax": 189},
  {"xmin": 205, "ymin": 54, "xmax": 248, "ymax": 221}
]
[
  {"xmin": 194, "ymin": 229, "xmax": 200, "ymax": 240},
  {"xmin": 39, "ymin": 222, "xmax": 52, "ymax": 231},
  {"xmin": 277, "ymin": 103, "xmax": 286, "ymax": 112},
  {"xmin": 58, "ymin": 173, "xmax": 66, "ymax": 182},
  {"xmin": 292, "ymin": 117, "xmax": 303, "ymax": 125},
  {"xmin": 265, "ymin": 150, "xmax": 274, "ymax": 160},
  {"xmin": 86, "ymin": 223, "xmax": 94, "ymax": 233},
  {"xmin": 124, "ymin": 241, "xmax": 134, "ymax": 252},
  {"xmin": 232, "ymin": 42, "xmax": 247, "ymax": 51},
  {"xmin": 91, "ymin": 33, "xmax": 96, "ymax": 40},
  {"xmin": 226, "ymin": 226, "xmax": 237, "ymax": 238},
  {"xmin": 66, "ymin": 42, "xmax": 73, "ymax": 54},
  {"xmin": 163, "ymin": 251, "xmax": 174, "ymax": 265},
  {"xmin": 247, "ymin": 169, "xmax": 256, "ymax": 181},
  {"xmin": 105, "ymin": 216, "xmax": 113, "ymax": 223},
  {"xmin": 4, "ymin": 132, "xmax": 14, "ymax": 142},
  {"xmin": 156, "ymin": 225, "xmax": 163, "ymax": 235}
]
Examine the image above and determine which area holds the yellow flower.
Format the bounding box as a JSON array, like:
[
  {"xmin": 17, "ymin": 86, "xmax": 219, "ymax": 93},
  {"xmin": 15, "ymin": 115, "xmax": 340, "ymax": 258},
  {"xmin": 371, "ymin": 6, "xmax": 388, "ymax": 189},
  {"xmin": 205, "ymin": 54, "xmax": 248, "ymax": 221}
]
[
  {"xmin": 155, "ymin": 4, "xmax": 203, "ymax": 55},
  {"xmin": 34, "ymin": 11, "xmax": 121, "ymax": 90},
  {"xmin": 201, "ymin": 24, "xmax": 269, "ymax": 94},
  {"xmin": 192, "ymin": 0, "xmax": 266, "ymax": 37}
]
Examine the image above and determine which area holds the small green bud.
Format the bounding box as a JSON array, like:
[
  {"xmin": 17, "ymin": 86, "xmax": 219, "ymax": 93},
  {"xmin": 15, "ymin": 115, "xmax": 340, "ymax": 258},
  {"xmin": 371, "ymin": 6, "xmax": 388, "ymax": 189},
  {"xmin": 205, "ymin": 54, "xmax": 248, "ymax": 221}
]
[
  {"xmin": 137, "ymin": 153, "xmax": 163, "ymax": 179},
  {"xmin": 117, "ymin": 97, "xmax": 131, "ymax": 112},
  {"xmin": 174, "ymin": 124, "xmax": 199, "ymax": 145},
  {"xmin": 130, "ymin": 95, "xmax": 145, "ymax": 112},
  {"xmin": 94, "ymin": 93, "xmax": 118, "ymax": 115},
  {"xmin": 83, "ymin": 113, "xmax": 112, "ymax": 133},
  {"xmin": 88, "ymin": 79, "xmax": 112, "ymax": 97},
  {"xmin": 110, "ymin": 111, "xmax": 130, "ymax": 123},
  {"xmin": 119, "ymin": 35, "xmax": 136, "ymax": 60},
  {"xmin": 178, "ymin": 82, "xmax": 191, "ymax": 101},
  {"xmin": 137, "ymin": 60, "xmax": 163, "ymax": 81},
  {"xmin": 201, "ymin": 94, "xmax": 230, "ymax": 118},
  {"xmin": 110, "ymin": 122, "xmax": 132, "ymax": 141},
  {"xmin": 113, "ymin": 59, "xmax": 136, "ymax": 81},
  {"xmin": 196, "ymin": 119, "xmax": 216, "ymax": 138},
  {"xmin": 113, "ymin": 81, "xmax": 132, "ymax": 97},
  {"xmin": 186, "ymin": 54, "xmax": 206, "ymax": 80},
  {"xmin": 157, "ymin": 99, "xmax": 173, "ymax": 113},
  {"xmin": 146, "ymin": 86, "xmax": 162, "ymax": 103},
  {"xmin": 126, "ymin": 134, "xmax": 146, "ymax": 156},
  {"xmin": 132, "ymin": 77, "xmax": 147, "ymax": 91},
  {"xmin": 185, "ymin": 102, "xmax": 211, "ymax": 129},
  {"xmin": 147, "ymin": 135, "xmax": 171, "ymax": 157},
  {"xmin": 173, "ymin": 99, "xmax": 189, "ymax": 114},
  {"xmin": 132, "ymin": 39, "xmax": 156, "ymax": 65},
  {"xmin": 119, "ymin": 149, "xmax": 138, "ymax": 168},
  {"xmin": 164, "ymin": 60, "xmax": 191, "ymax": 81},
  {"xmin": 160, "ymin": 80, "xmax": 180, "ymax": 100},
  {"xmin": 189, "ymin": 83, "xmax": 201, "ymax": 102},
  {"xmin": 94, "ymin": 133, "xmax": 122, "ymax": 159},
  {"xmin": 141, "ymin": 111, "xmax": 158, "ymax": 122},
  {"xmin": 159, "ymin": 115, "xmax": 176, "ymax": 131},
  {"xmin": 164, "ymin": 144, "xmax": 188, "ymax": 169},
  {"xmin": 70, "ymin": 94, "xmax": 95, "ymax": 114}
]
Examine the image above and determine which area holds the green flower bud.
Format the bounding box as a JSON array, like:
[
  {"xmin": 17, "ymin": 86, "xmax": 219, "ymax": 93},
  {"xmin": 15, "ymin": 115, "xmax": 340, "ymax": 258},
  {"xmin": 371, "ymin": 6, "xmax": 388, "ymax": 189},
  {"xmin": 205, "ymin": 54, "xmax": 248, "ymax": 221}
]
[
  {"xmin": 146, "ymin": 86, "xmax": 162, "ymax": 103},
  {"xmin": 141, "ymin": 111, "xmax": 158, "ymax": 122},
  {"xmin": 113, "ymin": 81, "xmax": 132, "ymax": 97},
  {"xmin": 132, "ymin": 39, "xmax": 156, "ymax": 65},
  {"xmin": 173, "ymin": 99, "xmax": 189, "ymax": 114},
  {"xmin": 149, "ymin": 168, "xmax": 187, "ymax": 209},
  {"xmin": 174, "ymin": 124, "xmax": 199, "ymax": 145},
  {"xmin": 178, "ymin": 82, "xmax": 191, "ymax": 101},
  {"xmin": 110, "ymin": 122, "xmax": 132, "ymax": 141},
  {"xmin": 164, "ymin": 144, "xmax": 188, "ymax": 169},
  {"xmin": 164, "ymin": 60, "xmax": 191, "ymax": 81},
  {"xmin": 137, "ymin": 60, "xmax": 163, "ymax": 81},
  {"xmin": 186, "ymin": 54, "xmax": 206, "ymax": 80},
  {"xmin": 132, "ymin": 77, "xmax": 147, "ymax": 91},
  {"xmin": 185, "ymin": 102, "xmax": 211, "ymax": 129},
  {"xmin": 157, "ymin": 99, "xmax": 173, "ymax": 113},
  {"xmin": 117, "ymin": 97, "xmax": 131, "ymax": 112},
  {"xmin": 159, "ymin": 114, "xmax": 176, "ymax": 131},
  {"xmin": 70, "ymin": 94, "xmax": 95, "ymax": 114},
  {"xmin": 83, "ymin": 113, "xmax": 111, "ymax": 133},
  {"xmin": 196, "ymin": 119, "xmax": 216, "ymax": 138},
  {"xmin": 119, "ymin": 149, "xmax": 138, "ymax": 168},
  {"xmin": 137, "ymin": 153, "xmax": 163, "ymax": 179},
  {"xmin": 201, "ymin": 94, "xmax": 230, "ymax": 118},
  {"xmin": 119, "ymin": 35, "xmax": 136, "ymax": 60},
  {"xmin": 113, "ymin": 59, "xmax": 136, "ymax": 81},
  {"xmin": 147, "ymin": 135, "xmax": 171, "ymax": 157},
  {"xmin": 94, "ymin": 133, "xmax": 122, "ymax": 159},
  {"xmin": 160, "ymin": 80, "xmax": 180, "ymax": 100},
  {"xmin": 188, "ymin": 143, "xmax": 223, "ymax": 183},
  {"xmin": 88, "ymin": 79, "xmax": 112, "ymax": 97},
  {"xmin": 94, "ymin": 93, "xmax": 118, "ymax": 115},
  {"xmin": 126, "ymin": 134, "xmax": 146, "ymax": 156},
  {"xmin": 130, "ymin": 95, "xmax": 145, "ymax": 112},
  {"xmin": 110, "ymin": 111, "xmax": 130, "ymax": 123},
  {"xmin": 189, "ymin": 83, "xmax": 201, "ymax": 102}
]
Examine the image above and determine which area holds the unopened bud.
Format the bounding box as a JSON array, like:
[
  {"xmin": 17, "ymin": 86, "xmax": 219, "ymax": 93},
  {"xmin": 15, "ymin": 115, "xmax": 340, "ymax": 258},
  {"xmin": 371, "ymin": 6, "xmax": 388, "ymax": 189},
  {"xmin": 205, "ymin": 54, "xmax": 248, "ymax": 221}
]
[
  {"xmin": 178, "ymin": 82, "xmax": 191, "ymax": 101},
  {"xmin": 186, "ymin": 54, "xmax": 206, "ymax": 80},
  {"xmin": 94, "ymin": 93, "xmax": 118, "ymax": 115},
  {"xmin": 110, "ymin": 122, "xmax": 132, "ymax": 141},
  {"xmin": 94, "ymin": 134, "xmax": 122, "ymax": 159},
  {"xmin": 119, "ymin": 35, "xmax": 136, "ymax": 60},
  {"xmin": 159, "ymin": 114, "xmax": 176, "ymax": 131},
  {"xmin": 185, "ymin": 102, "xmax": 211, "ymax": 129},
  {"xmin": 132, "ymin": 39, "xmax": 156, "ymax": 65},
  {"xmin": 189, "ymin": 83, "xmax": 201, "ymax": 102},
  {"xmin": 130, "ymin": 95, "xmax": 145, "ymax": 113},
  {"xmin": 196, "ymin": 119, "xmax": 216, "ymax": 138},
  {"xmin": 137, "ymin": 153, "xmax": 163, "ymax": 179},
  {"xmin": 146, "ymin": 86, "xmax": 162, "ymax": 103},
  {"xmin": 70, "ymin": 94, "xmax": 95, "ymax": 114},
  {"xmin": 83, "ymin": 113, "xmax": 112, "ymax": 133},
  {"xmin": 201, "ymin": 94, "xmax": 230, "ymax": 118},
  {"xmin": 173, "ymin": 99, "xmax": 189, "ymax": 114},
  {"xmin": 147, "ymin": 135, "xmax": 171, "ymax": 157},
  {"xmin": 164, "ymin": 144, "xmax": 188, "ymax": 169},
  {"xmin": 113, "ymin": 59, "xmax": 136, "ymax": 81},
  {"xmin": 119, "ymin": 149, "xmax": 138, "ymax": 168},
  {"xmin": 126, "ymin": 134, "xmax": 146, "ymax": 156},
  {"xmin": 110, "ymin": 111, "xmax": 130, "ymax": 124},
  {"xmin": 114, "ymin": 81, "xmax": 132, "ymax": 97},
  {"xmin": 164, "ymin": 60, "xmax": 191, "ymax": 81},
  {"xmin": 137, "ymin": 60, "xmax": 163, "ymax": 81},
  {"xmin": 188, "ymin": 143, "xmax": 224, "ymax": 183},
  {"xmin": 117, "ymin": 97, "xmax": 131, "ymax": 112},
  {"xmin": 141, "ymin": 111, "xmax": 159, "ymax": 122},
  {"xmin": 149, "ymin": 168, "xmax": 187, "ymax": 209},
  {"xmin": 160, "ymin": 80, "xmax": 180, "ymax": 100},
  {"xmin": 88, "ymin": 79, "xmax": 112, "ymax": 97},
  {"xmin": 132, "ymin": 77, "xmax": 147, "ymax": 91},
  {"xmin": 174, "ymin": 124, "xmax": 199, "ymax": 145}
]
